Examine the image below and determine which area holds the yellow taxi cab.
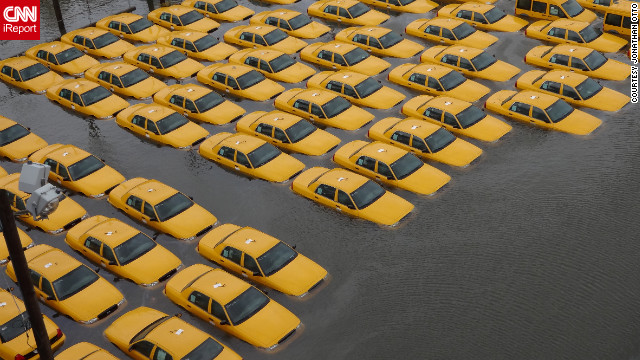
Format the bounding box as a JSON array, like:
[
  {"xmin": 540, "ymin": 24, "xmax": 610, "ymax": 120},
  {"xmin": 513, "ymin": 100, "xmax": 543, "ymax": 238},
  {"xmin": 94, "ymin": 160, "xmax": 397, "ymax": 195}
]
[
  {"xmin": 115, "ymin": 103, "xmax": 209, "ymax": 149},
  {"xmin": 275, "ymin": 88, "xmax": 374, "ymax": 130},
  {"xmin": 333, "ymin": 140, "xmax": 450, "ymax": 195},
  {"xmin": 197, "ymin": 224, "xmax": 328, "ymax": 297},
  {"xmin": 420, "ymin": 45, "xmax": 520, "ymax": 81},
  {"xmin": 357, "ymin": 0, "xmax": 437, "ymax": 13},
  {"xmin": 197, "ymin": 63, "xmax": 285, "ymax": 101},
  {"xmin": 54, "ymin": 342, "xmax": 119, "ymax": 360},
  {"xmin": 577, "ymin": 0, "xmax": 631, "ymax": 13},
  {"xmin": 0, "ymin": 173, "xmax": 88, "ymax": 234},
  {"xmin": 236, "ymin": 110, "xmax": 340, "ymax": 155},
  {"xmin": 0, "ymin": 165, "xmax": 5, "ymax": 177},
  {"xmin": 28, "ymin": 144, "xmax": 125, "ymax": 198},
  {"xmin": 0, "ymin": 115, "xmax": 48, "ymax": 162},
  {"xmin": 164, "ymin": 264, "xmax": 301, "ymax": 350},
  {"xmin": 524, "ymin": 44, "xmax": 630, "ymax": 80},
  {"xmin": 156, "ymin": 30, "xmax": 238, "ymax": 62},
  {"xmin": 5, "ymin": 244, "xmax": 125, "ymax": 324},
  {"xmin": 250, "ymin": 9, "xmax": 330, "ymax": 38},
  {"xmin": 0, "ymin": 223, "xmax": 33, "ymax": 265},
  {"xmin": 25, "ymin": 41, "xmax": 99, "ymax": 77},
  {"xmin": 334, "ymin": 26, "xmax": 424, "ymax": 58},
  {"xmin": 65, "ymin": 215, "xmax": 183, "ymax": 287},
  {"xmin": 182, "ymin": 0, "xmax": 254, "ymax": 22},
  {"xmin": 292, "ymin": 167, "xmax": 414, "ymax": 226},
  {"xmin": 224, "ymin": 25, "xmax": 307, "ymax": 54},
  {"xmin": 485, "ymin": 90, "xmax": 602, "ymax": 135},
  {"xmin": 148, "ymin": 5, "xmax": 220, "ymax": 33},
  {"xmin": 199, "ymin": 132, "xmax": 306, "ymax": 182},
  {"xmin": 61, "ymin": 27, "xmax": 135, "ymax": 59},
  {"xmin": 0, "ymin": 288, "xmax": 65, "ymax": 360},
  {"xmin": 84, "ymin": 62, "xmax": 167, "ymax": 100},
  {"xmin": 228, "ymin": 48, "xmax": 316, "ymax": 83},
  {"xmin": 108, "ymin": 177, "xmax": 217, "ymax": 240},
  {"xmin": 96, "ymin": 13, "xmax": 170, "ymax": 43},
  {"xmin": 123, "ymin": 45, "xmax": 205, "ymax": 80},
  {"xmin": 388, "ymin": 63, "xmax": 489, "ymax": 102},
  {"xmin": 602, "ymin": 1, "xmax": 632, "ymax": 36},
  {"xmin": 402, "ymin": 95, "xmax": 512, "ymax": 142},
  {"xmin": 300, "ymin": 41, "xmax": 390, "ymax": 76},
  {"xmin": 367, "ymin": 117, "xmax": 482, "ymax": 167},
  {"xmin": 525, "ymin": 19, "xmax": 628, "ymax": 52},
  {"xmin": 307, "ymin": 0, "xmax": 390, "ymax": 26},
  {"xmin": 405, "ymin": 17, "xmax": 498, "ymax": 49},
  {"xmin": 106, "ymin": 307, "xmax": 242, "ymax": 360},
  {"xmin": 0, "ymin": 56, "xmax": 64, "ymax": 94},
  {"xmin": 438, "ymin": 3, "xmax": 529, "ymax": 32},
  {"xmin": 516, "ymin": 0, "xmax": 597, "ymax": 22},
  {"xmin": 153, "ymin": 83, "xmax": 246, "ymax": 125},
  {"xmin": 515, "ymin": 69, "xmax": 629, "ymax": 111},
  {"xmin": 307, "ymin": 70, "xmax": 405, "ymax": 109},
  {"xmin": 45, "ymin": 79, "xmax": 130, "ymax": 119}
]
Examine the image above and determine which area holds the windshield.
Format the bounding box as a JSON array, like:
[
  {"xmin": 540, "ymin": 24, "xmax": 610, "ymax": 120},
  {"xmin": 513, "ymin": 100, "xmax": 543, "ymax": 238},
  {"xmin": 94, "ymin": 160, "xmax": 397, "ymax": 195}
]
[
  {"xmin": 483, "ymin": 8, "xmax": 506, "ymax": 23},
  {"xmin": 247, "ymin": 143, "xmax": 280, "ymax": 168},
  {"xmin": 456, "ymin": 105, "xmax": 486, "ymax": 128},
  {"xmin": 92, "ymin": 32, "xmax": 119, "ymax": 48},
  {"xmin": 67, "ymin": 155, "xmax": 105, "ymax": 180},
  {"xmin": 378, "ymin": 31, "xmax": 402, "ymax": 48},
  {"xmin": 348, "ymin": 3, "xmax": 370, "ymax": 17},
  {"xmin": 0, "ymin": 312, "xmax": 30, "ymax": 343},
  {"xmin": 56, "ymin": 47, "xmax": 84, "ymax": 64},
  {"xmin": 425, "ymin": 128, "xmax": 456, "ymax": 153},
  {"xmin": 285, "ymin": 120, "xmax": 316, "ymax": 143},
  {"xmin": 193, "ymin": 35, "xmax": 219, "ymax": 52},
  {"xmin": 194, "ymin": 92, "xmax": 224, "ymax": 112},
  {"xmin": 583, "ymin": 50, "xmax": 607, "ymax": 70},
  {"xmin": 154, "ymin": 192, "xmax": 194, "ymax": 222},
  {"xmin": 215, "ymin": 0, "xmax": 237, "ymax": 13},
  {"xmin": 322, "ymin": 96, "xmax": 351, "ymax": 117},
  {"xmin": 288, "ymin": 14, "xmax": 312, "ymax": 30},
  {"xmin": 53, "ymin": 265, "xmax": 99, "ymax": 301},
  {"xmin": 129, "ymin": 18, "xmax": 153, "ymax": 33},
  {"xmin": 355, "ymin": 78, "xmax": 382, "ymax": 98},
  {"xmin": 159, "ymin": 51, "xmax": 187, "ymax": 68},
  {"xmin": 257, "ymin": 242, "xmax": 298, "ymax": 276},
  {"xmin": 343, "ymin": 47, "xmax": 369, "ymax": 65},
  {"xmin": 81, "ymin": 86, "xmax": 111, "ymax": 106},
  {"xmin": 120, "ymin": 68, "xmax": 149, "ymax": 87},
  {"xmin": 452, "ymin": 23, "xmax": 476, "ymax": 40},
  {"xmin": 0, "ymin": 124, "xmax": 30, "ymax": 146},
  {"xmin": 562, "ymin": 0, "xmax": 584, "ymax": 17},
  {"xmin": 470, "ymin": 52, "xmax": 497, "ymax": 71},
  {"xmin": 390, "ymin": 153, "xmax": 422, "ymax": 180},
  {"xmin": 350, "ymin": 180, "xmax": 385, "ymax": 209},
  {"xmin": 180, "ymin": 10, "xmax": 204, "ymax": 25},
  {"xmin": 183, "ymin": 338, "xmax": 224, "ymax": 360},
  {"xmin": 263, "ymin": 29, "xmax": 288, "ymax": 45},
  {"xmin": 236, "ymin": 70, "xmax": 265, "ymax": 89},
  {"xmin": 156, "ymin": 112, "xmax": 189, "ymax": 134},
  {"xmin": 19, "ymin": 63, "xmax": 49, "ymax": 81},
  {"xmin": 269, "ymin": 54, "xmax": 295, "ymax": 72},
  {"xmin": 575, "ymin": 77, "xmax": 602, "ymax": 100},
  {"xmin": 545, "ymin": 99, "xmax": 574, "ymax": 122},
  {"xmin": 225, "ymin": 287, "xmax": 269, "ymax": 325},
  {"xmin": 579, "ymin": 26, "xmax": 601, "ymax": 42},
  {"xmin": 114, "ymin": 233, "xmax": 156, "ymax": 265},
  {"xmin": 439, "ymin": 71, "xmax": 466, "ymax": 91}
]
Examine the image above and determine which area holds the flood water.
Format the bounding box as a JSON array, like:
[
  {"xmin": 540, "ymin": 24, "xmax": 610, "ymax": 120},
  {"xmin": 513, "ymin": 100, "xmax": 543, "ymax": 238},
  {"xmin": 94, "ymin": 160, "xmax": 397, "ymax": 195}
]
[{"xmin": 1, "ymin": 0, "xmax": 639, "ymax": 359}]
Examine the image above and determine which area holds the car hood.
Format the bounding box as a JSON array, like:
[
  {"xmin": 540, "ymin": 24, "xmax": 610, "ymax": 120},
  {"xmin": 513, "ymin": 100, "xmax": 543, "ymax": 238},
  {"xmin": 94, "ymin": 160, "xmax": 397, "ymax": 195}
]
[
  {"xmin": 127, "ymin": 77, "xmax": 167, "ymax": 99},
  {"xmin": 233, "ymin": 300, "xmax": 300, "ymax": 348},
  {"xmin": 430, "ymin": 137, "xmax": 482, "ymax": 167},
  {"xmin": 2, "ymin": 319, "xmax": 58, "ymax": 357},
  {"xmin": 158, "ymin": 203, "xmax": 217, "ymax": 239},
  {"xmin": 24, "ymin": 71, "xmax": 64, "ymax": 93},
  {"xmin": 104, "ymin": 307, "xmax": 167, "ymax": 348},
  {"xmin": 61, "ymin": 56, "xmax": 100, "ymax": 75},
  {"xmin": 60, "ymin": 277, "xmax": 123, "ymax": 322},
  {"xmin": 265, "ymin": 254, "xmax": 327, "ymax": 296},
  {"xmin": 163, "ymin": 58, "xmax": 205, "ymax": 79},
  {"xmin": 446, "ymin": 80, "xmax": 489, "ymax": 102},
  {"xmin": 253, "ymin": 153, "xmax": 305, "ymax": 182},
  {"xmin": 291, "ymin": 129, "xmax": 340, "ymax": 156},
  {"xmin": 121, "ymin": 245, "xmax": 182, "ymax": 284},
  {"xmin": 328, "ymin": 106, "xmax": 374, "ymax": 130},
  {"xmin": 553, "ymin": 111, "xmax": 602, "ymax": 135},
  {"xmin": 458, "ymin": 31, "xmax": 498, "ymax": 49},
  {"xmin": 491, "ymin": 15, "xmax": 528, "ymax": 32},
  {"xmin": 134, "ymin": 25, "xmax": 170, "ymax": 43},
  {"xmin": 181, "ymin": 18, "xmax": 219, "ymax": 33},
  {"xmin": 294, "ymin": 21, "xmax": 331, "ymax": 38},
  {"xmin": 464, "ymin": 115, "xmax": 511, "ymax": 142},
  {"xmin": 199, "ymin": 42, "xmax": 238, "ymax": 61},
  {"xmin": 387, "ymin": 39, "xmax": 423, "ymax": 58},
  {"xmin": 397, "ymin": 164, "xmax": 451, "ymax": 195},
  {"xmin": 587, "ymin": 33, "xmax": 627, "ymax": 53},
  {"xmin": 591, "ymin": 59, "xmax": 630, "ymax": 81},
  {"xmin": 273, "ymin": 62, "xmax": 316, "ymax": 83},
  {"xmin": 200, "ymin": 100, "xmax": 246, "ymax": 125},
  {"xmin": 163, "ymin": 121, "xmax": 209, "ymax": 148},
  {"xmin": 360, "ymin": 86, "xmax": 405, "ymax": 109},
  {"xmin": 351, "ymin": 55, "xmax": 390, "ymax": 76},
  {"xmin": 243, "ymin": 80, "xmax": 285, "ymax": 101},
  {"xmin": 29, "ymin": 197, "xmax": 86, "ymax": 232},
  {"xmin": 71, "ymin": 166, "xmax": 125, "ymax": 197},
  {"xmin": 89, "ymin": 95, "xmax": 130, "ymax": 118},
  {"xmin": 357, "ymin": 191, "xmax": 414, "ymax": 225},
  {"xmin": 270, "ymin": 37, "xmax": 308, "ymax": 54},
  {"xmin": 351, "ymin": 10, "xmax": 389, "ymax": 26},
  {"xmin": 99, "ymin": 41, "xmax": 136, "ymax": 58},
  {"xmin": 581, "ymin": 87, "xmax": 629, "ymax": 111},
  {"xmin": 1, "ymin": 133, "xmax": 48, "ymax": 161},
  {"xmin": 477, "ymin": 60, "xmax": 521, "ymax": 81}
]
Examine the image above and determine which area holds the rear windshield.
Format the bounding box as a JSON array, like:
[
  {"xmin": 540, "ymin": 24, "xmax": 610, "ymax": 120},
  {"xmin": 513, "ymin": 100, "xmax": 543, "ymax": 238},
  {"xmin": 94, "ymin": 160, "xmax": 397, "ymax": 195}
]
[
  {"xmin": 68, "ymin": 155, "xmax": 105, "ymax": 180},
  {"xmin": 19, "ymin": 63, "xmax": 49, "ymax": 81},
  {"xmin": 81, "ymin": 86, "xmax": 112, "ymax": 106},
  {"xmin": 0, "ymin": 312, "xmax": 30, "ymax": 343},
  {"xmin": 545, "ymin": 99, "xmax": 574, "ymax": 122},
  {"xmin": 247, "ymin": 143, "xmax": 280, "ymax": 168},
  {"xmin": 92, "ymin": 32, "xmax": 119, "ymax": 49},
  {"xmin": 0, "ymin": 124, "xmax": 30, "ymax": 146},
  {"xmin": 425, "ymin": 128, "xmax": 455, "ymax": 153},
  {"xmin": 120, "ymin": 68, "xmax": 149, "ymax": 87},
  {"xmin": 156, "ymin": 112, "xmax": 189, "ymax": 134},
  {"xmin": 350, "ymin": 180, "xmax": 385, "ymax": 209}
]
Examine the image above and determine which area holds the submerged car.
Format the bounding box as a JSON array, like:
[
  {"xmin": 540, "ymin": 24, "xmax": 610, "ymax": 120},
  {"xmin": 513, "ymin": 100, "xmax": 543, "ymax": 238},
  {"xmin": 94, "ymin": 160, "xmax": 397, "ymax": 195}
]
[
  {"xmin": 0, "ymin": 222, "xmax": 33, "ymax": 265},
  {"xmin": 0, "ymin": 56, "xmax": 64, "ymax": 94},
  {"xmin": 300, "ymin": 41, "xmax": 390, "ymax": 76},
  {"xmin": 45, "ymin": 78, "xmax": 130, "ymax": 119},
  {"xmin": 156, "ymin": 30, "xmax": 238, "ymax": 62},
  {"xmin": 224, "ymin": 24, "xmax": 307, "ymax": 54},
  {"xmin": 61, "ymin": 27, "xmax": 135, "ymax": 59},
  {"xmin": 307, "ymin": 0, "xmax": 390, "ymax": 26},
  {"xmin": 228, "ymin": 48, "xmax": 316, "ymax": 83},
  {"xmin": 182, "ymin": 0, "xmax": 255, "ymax": 22},
  {"xmin": 197, "ymin": 63, "xmax": 285, "ymax": 101},
  {"xmin": 84, "ymin": 62, "xmax": 167, "ymax": 100},
  {"xmin": 25, "ymin": 41, "xmax": 99, "ymax": 76},
  {"xmin": 54, "ymin": 343, "xmax": 119, "ymax": 360},
  {"xmin": 96, "ymin": 12, "xmax": 170, "ymax": 43},
  {"xmin": 438, "ymin": 3, "xmax": 528, "ymax": 32},
  {"xmin": 419, "ymin": 45, "xmax": 520, "ymax": 81},
  {"xmin": 358, "ymin": 0, "xmax": 437, "ymax": 13},
  {"xmin": 0, "ymin": 115, "xmax": 48, "ymax": 162},
  {"xmin": 123, "ymin": 45, "xmax": 205, "ymax": 80},
  {"xmin": 525, "ymin": 19, "xmax": 627, "ymax": 52},
  {"xmin": 334, "ymin": 26, "xmax": 424, "ymax": 58},
  {"xmin": 405, "ymin": 17, "xmax": 498, "ymax": 49},
  {"xmin": 250, "ymin": 9, "xmax": 330, "ymax": 38},
  {"xmin": 148, "ymin": 5, "xmax": 220, "ymax": 33}
]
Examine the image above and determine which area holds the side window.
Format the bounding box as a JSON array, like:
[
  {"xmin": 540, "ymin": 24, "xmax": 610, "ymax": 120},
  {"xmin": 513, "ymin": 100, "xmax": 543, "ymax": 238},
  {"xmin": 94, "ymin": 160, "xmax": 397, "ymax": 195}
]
[
  {"xmin": 126, "ymin": 195, "xmax": 143, "ymax": 211},
  {"xmin": 517, "ymin": 0, "xmax": 532, "ymax": 10},
  {"xmin": 265, "ymin": 17, "xmax": 279, "ymax": 26},
  {"xmin": 356, "ymin": 156, "xmax": 376, "ymax": 171},
  {"xmin": 424, "ymin": 25, "xmax": 440, "ymax": 35},
  {"xmin": 85, "ymin": 39, "xmax": 96, "ymax": 50},
  {"xmin": 353, "ymin": 34, "xmax": 368, "ymax": 45},
  {"xmin": 334, "ymin": 54, "xmax": 347, "ymax": 66},
  {"xmin": 36, "ymin": 50, "xmax": 48, "ymax": 60},
  {"xmin": 604, "ymin": 13, "xmax": 622, "ymax": 26},
  {"xmin": 236, "ymin": 152, "xmax": 251, "ymax": 167},
  {"xmin": 1, "ymin": 66, "xmax": 12, "ymax": 76},
  {"xmin": 423, "ymin": 107, "xmax": 442, "ymax": 121},
  {"xmin": 98, "ymin": 71, "xmax": 110, "ymax": 81},
  {"xmin": 103, "ymin": 245, "xmax": 116, "ymax": 263},
  {"xmin": 184, "ymin": 41, "xmax": 196, "ymax": 52},
  {"xmin": 408, "ymin": 73, "xmax": 426, "ymax": 85},
  {"xmin": 509, "ymin": 102, "xmax": 532, "ymax": 115},
  {"xmin": 443, "ymin": 112, "xmax": 460, "ymax": 128},
  {"xmin": 10, "ymin": 69, "xmax": 20, "ymax": 81},
  {"xmin": 122, "ymin": 24, "xmax": 132, "ymax": 34},
  {"xmin": 111, "ymin": 76, "xmax": 123, "ymax": 88},
  {"xmin": 245, "ymin": 56, "xmax": 259, "ymax": 67},
  {"xmin": 549, "ymin": 5, "xmax": 565, "ymax": 17},
  {"xmin": 338, "ymin": 7, "xmax": 350, "ymax": 17},
  {"xmin": 212, "ymin": 72, "xmax": 226, "ymax": 83},
  {"xmin": 326, "ymin": 80, "xmax": 342, "ymax": 92},
  {"xmin": 293, "ymin": 99, "xmax": 309, "ymax": 111},
  {"xmin": 256, "ymin": 123, "xmax": 273, "ymax": 136},
  {"xmin": 170, "ymin": 38, "xmax": 185, "ymax": 48},
  {"xmin": 459, "ymin": 58, "xmax": 474, "ymax": 71},
  {"xmin": 132, "ymin": 115, "xmax": 146, "ymax": 127},
  {"xmin": 549, "ymin": 54, "xmax": 569, "ymax": 66},
  {"xmin": 427, "ymin": 77, "xmax": 443, "ymax": 91},
  {"xmin": 160, "ymin": 12, "xmax": 171, "ymax": 21},
  {"xmin": 369, "ymin": 38, "xmax": 382, "ymax": 49},
  {"xmin": 324, "ymin": 5, "xmax": 338, "ymax": 15},
  {"xmin": 207, "ymin": 3, "xmax": 217, "ymax": 13},
  {"xmin": 273, "ymin": 128, "xmax": 289, "ymax": 143},
  {"xmin": 84, "ymin": 237, "xmax": 102, "ymax": 254},
  {"xmin": 153, "ymin": 347, "xmax": 172, "ymax": 360},
  {"xmin": 315, "ymin": 184, "xmax": 336, "ymax": 200},
  {"xmin": 188, "ymin": 291, "xmax": 210, "ymax": 312},
  {"xmin": 243, "ymin": 255, "xmax": 261, "ymax": 273},
  {"xmin": 562, "ymin": 85, "xmax": 580, "ymax": 100},
  {"xmin": 194, "ymin": 1, "xmax": 207, "ymax": 10},
  {"xmin": 218, "ymin": 146, "xmax": 235, "ymax": 160},
  {"xmin": 227, "ymin": 77, "xmax": 239, "ymax": 90},
  {"xmin": 59, "ymin": 88, "xmax": 72, "ymax": 100},
  {"xmin": 541, "ymin": 80, "xmax": 561, "ymax": 94},
  {"xmin": 566, "ymin": 30, "xmax": 582, "ymax": 42},
  {"xmin": 169, "ymin": 95, "xmax": 184, "ymax": 106},
  {"xmin": 254, "ymin": 35, "xmax": 267, "ymax": 46},
  {"xmin": 150, "ymin": 56, "xmax": 161, "ymax": 68},
  {"xmin": 72, "ymin": 92, "xmax": 83, "ymax": 105},
  {"xmin": 41, "ymin": 278, "xmax": 55, "ymax": 298},
  {"xmin": 473, "ymin": 12, "xmax": 488, "ymax": 24},
  {"xmin": 221, "ymin": 246, "xmax": 242, "ymax": 264},
  {"xmin": 184, "ymin": 99, "xmax": 197, "ymax": 112},
  {"xmin": 171, "ymin": 15, "xmax": 181, "ymax": 26},
  {"xmin": 211, "ymin": 301, "xmax": 227, "ymax": 321},
  {"xmin": 318, "ymin": 50, "xmax": 333, "ymax": 61},
  {"xmin": 131, "ymin": 341, "xmax": 154, "ymax": 358},
  {"xmin": 280, "ymin": 20, "xmax": 292, "ymax": 31},
  {"xmin": 457, "ymin": 10, "xmax": 473, "ymax": 20},
  {"xmin": 143, "ymin": 202, "xmax": 156, "ymax": 219},
  {"xmin": 343, "ymin": 84, "xmax": 357, "ymax": 98},
  {"xmin": 531, "ymin": 106, "xmax": 550, "ymax": 122},
  {"xmin": 58, "ymin": 164, "xmax": 69, "ymax": 180},
  {"xmin": 441, "ymin": 28, "xmax": 455, "ymax": 40},
  {"xmin": 146, "ymin": 121, "xmax": 160, "ymax": 135},
  {"xmin": 531, "ymin": 1, "xmax": 547, "ymax": 13},
  {"xmin": 137, "ymin": 53, "xmax": 150, "ymax": 63},
  {"xmin": 548, "ymin": 27, "xmax": 566, "ymax": 39},
  {"xmin": 29, "ymin": 270, "xmax": 41, "ymax": 287},
  {"xmin": 43, "ymin": 158, "xmax": 58, "ymax": 172},
  {"xmin": 239, "ymin": 32, "xmax": 253, "ymax": 41},
  {"xmin": 377, "ymin": 162, "xmax": 393, "ymax": 179},
  {"xmin": 47, "ymin": 53, "xmax": 58, "ymax": 65},
  {"xmin": 411, "ymin": 136, "xmax": 428, "ymax": 152},
  {"xmin": 570, "ymin": 57, "xmax": 588, "ymax": 70},
  {"xmin": 337, "ymin": 190, "xmax": 355, "ymax": 209},
  {"xmin": 391, "ymin": 131, "xmax": 411, "ymax": 145},
  {"xmin": 15, "ymin": 196, "xmax": 26, "ymax": 211},
  {"xmin": 108, "ymin": 21, "xmax": 120, "ymax": 30},
  {"xmin": 259, "ymin": 60, "xmax": 271, "ymax": 72},
  {"xmin": 310, "ymin": 104, "xmax": 325, "ymax": 118},
  {"xmin": 441, "ymin": 54, "xmax": 458, "ymax": 66}
]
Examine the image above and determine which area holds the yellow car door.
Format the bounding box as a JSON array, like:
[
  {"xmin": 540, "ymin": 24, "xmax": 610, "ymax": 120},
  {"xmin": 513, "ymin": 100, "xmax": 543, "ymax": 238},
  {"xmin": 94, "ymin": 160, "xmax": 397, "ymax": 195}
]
[
  {"xmin": 234, "ymin": 150, "xmax": 252, "ymax": 175},
  {"xmin": 312, "ymin": 183, "xmax": 338, "ymax": 207},
  {"xmin": 219, "ymin": 245, "xmax": 246, "ymax": 275},
  {"xmin": 125, "ymin": 195, "xmax": 145, "ymax": 221},
  {"xmin": 336, "ymin": 189, "xmax": 356, "ymax": 214},
  {"xmin": 81, "ymin": 236, "xmax": 106, "ymax": 266}
]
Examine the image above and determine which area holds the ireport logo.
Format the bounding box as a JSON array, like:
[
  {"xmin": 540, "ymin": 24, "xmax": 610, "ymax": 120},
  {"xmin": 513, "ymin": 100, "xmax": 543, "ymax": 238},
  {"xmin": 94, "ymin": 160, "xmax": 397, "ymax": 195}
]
[{"xmin": 0, "ymin": 0, "xmax": 40, "ymax": 40}]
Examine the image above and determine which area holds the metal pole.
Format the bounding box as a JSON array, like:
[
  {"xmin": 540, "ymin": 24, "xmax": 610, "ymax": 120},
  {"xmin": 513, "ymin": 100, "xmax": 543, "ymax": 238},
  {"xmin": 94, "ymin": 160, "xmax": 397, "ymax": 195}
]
[
  {"xmin": 0, "ymin": 190, "xmax": 54, "ymax": 360},
  {"xmin": 51, "ymin": 0, "xmax": 67, "ymax": 35}
]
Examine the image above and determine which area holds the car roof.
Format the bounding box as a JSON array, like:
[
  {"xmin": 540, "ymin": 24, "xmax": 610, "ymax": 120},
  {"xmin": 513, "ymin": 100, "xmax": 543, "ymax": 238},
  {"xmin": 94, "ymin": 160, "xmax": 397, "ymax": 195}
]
[
  {"xmin": 220, "ymin": 227, "xmax": 280, "ymax": 256},
  {"xmin": 440, "ymin": 45, "xmax": 484, "ymax": 59},
  {"xmin": 29, "ymin": 41, "xmax": 77, "ymax": 55},
  {"xmin": 389, "ymin": 118, "xmax": 441, "ymax": 138},
  {"xmin": 27, "ymin": 245, "xmax": 84, "ymax": 281},
  {"xmin": 135, "ymin": 45, "xmax": 179, "ymax": 57},
  {"xmin": 131, "ymin": 103, "xmax": 177, "ymax": 121},
  {"xmin": 167, "ymin": 30, "xmax": 208, "ymax": 42},
  {"xmin": 0, "ymin": 56, "xmax": 40, "ymax": 70},
  {"xmin": 355, "ymin": 142, "xmax": 407, "ymax": 163},
  {"xmin": 317, "ymin": 168, "xmax": 368, "ymax": 192},
  {"xmin": 265, "ymin": 9, "xmax": 302, "ymax": 20},
  {"xmin": 547, "ymin": 44, "xmax": 594, "ymax": 57},
  {"xmin": 290, "ymin": 88, "xmax": 337, "ymax": 104},
  {"xmin": 189, "ymin": 268, "xmax": 251, "ymax": 304},
  {"xmin": 349, "ymin": 26, "xmax": 391, "ymax": 38},
  {"xmin": 66, "ymin": 27, "xmax": 110, "ymax": 39},
  {"xmin": 538, "ymin": 70, "xmax": 587, "ymax": 86},
  {"xmin": 155, "ymin": 5, "xmax": 196, "ymax": 16},
  {"xmin": 425, "ymin": 17, "xmax": 465, "ymax": 28},
  {"xmin": 39, "ymin": 144, "xmax": 92, "ymax": 165},
  {"xmin": 214, "ymin": 63, "xmax": 254, "ymax": 76},
  {"xmin": 453, "ymin": 3, "xmax": 495, "ymax": 12},
  {"xmin": 93, "ymin": 62, "xmax": 138, "ymax": 76},
  {"xmin": 409, "ymin": 64, "xmax": 453, "ymax": 78},
  {"xmin": 0, "ymin": 289, "xmax": 25, "ymax": 321},
  {"xmin": 326, "ymin": 71, "xmax": 370, "ymax": 86},
  {"xmin": 61, "ymin": 79, "xmax": 102, "ymax": 94},
  {"xmin": 167, "ymin": 84, "xmax": 214, "ymax": 99},
  {"xmin": 240, "ymin": 48, "xmax": 285, "ymax": 61},
  {"xmin": 0, "ymin": 173, "xmax": 29, "ymax": 198},
  {"xmin": 219, "ymin": 133, "xmax": 265, "ymax": 153},
  {"xmin": 102, "ymin": 13, "xmax": 144, "ymax": 23},
  {"xmin": 317, "ymin": 41, "xmax": 359, "ymax": 55},
  {"xmin": 253, "ymin": 111, "xmax": 302, "ymax": 130},
  {"xmin": 424, "ymin": 96, "xmax": 471, "ymax": 114},
  {"xmin": 84, "ymin": 218, "xmax": 141, "ymax": 247},
  {"xmin": 128, "ymin": 179, "xmax": 180, "ymax": 204},
  {"xmin": 236, "ymin": 24, "xmax": 280, "ymax": 36},
  {"xmin": 511, "ymin": 90, "xmax": 560, "ymax": 108},
  {"xmin": 319, "ymin": 0, "xmax": 360, "ymax": 7},
  {"xmin": 144, "ymin": 317, "xmax": 210, "ymax": 357},
  {"xmin": 548, "ymin": 19, "xmax": 589, "ymax": 30}
]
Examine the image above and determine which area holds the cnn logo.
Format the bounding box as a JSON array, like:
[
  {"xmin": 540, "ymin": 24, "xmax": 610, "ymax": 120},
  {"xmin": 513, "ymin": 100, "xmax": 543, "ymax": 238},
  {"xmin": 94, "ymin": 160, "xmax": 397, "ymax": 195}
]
[
  {"xmin": 0, "ymin": 1, "xmax": 40, "ymax": 40},
  {"xmin": 3, "ymin": 6, "xmax": 37, "ymax": 22}
]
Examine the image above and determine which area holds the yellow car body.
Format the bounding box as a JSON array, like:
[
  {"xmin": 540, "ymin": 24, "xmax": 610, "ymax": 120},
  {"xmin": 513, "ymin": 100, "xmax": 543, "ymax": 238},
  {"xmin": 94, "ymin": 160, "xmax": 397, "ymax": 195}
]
[
  {"xmin": 198, "ymin": 223, "xmax": 328, "ymax": 296},
  {"xmin": 402, "ymin": 95, "xmax": 512, "ymax": 142},
  {"xmin": 334, "ymin": 26, "xmax": 424, "ymax": 58},
  {"xmin": 105, "ymin": 307, "xmax": 242, "ymax": 360},
  {"xmin": 0, "ymin": 173, "xmax": 88, "ymax": 234},
  {"xmin": 182, "ymin": 0, "xmax": 255, "ymax": 22},
  {"xmin": 156, "ymin": 30, "xmax": 238, "ymax": 61},
  {"xmin": 28, "ymin": 144, "xmax": 125, "ymax": 198},
  {"xmin": 275, "ymin": 88, "xmax": 374, "ymax": 130},
  {"xmin": 516, "ymin": 0, "xmax": 597, "ymax": 22},
  {"xmin": 55, "ymin": 342, "xmax": 119, "ymax": 360},
  {"xmin": 420, "ymin": 45, "xmax": 521, "ymax": 81},
  {"xmin": 108, "ymin": 177, "xmax": 217, "ymax": 240},
  {"xmin": 485, "ymin": 90, "xmax": 602, "ymax": 135},
  {"xmin": 96, "ymin": 13, "xmax": 170, "ymax": 43},
  {"xmin": 367, "ymin": 117, "xmax": 482, "ymax": 167},
  {"xmin": 307, "ymin": 70, "xmax": 405, "ymax": 109},
  {"xmin": 516, "ymin": 69, "xmax": 629, "ymax": 111},
  {"xmin": 148, "ymin": 5, "xmax": 220, "ymax": 33},
  {"xmin": 45, "ymin": 78, "xmax": 130, "ymax": 119},
  {"xmin": 300, "ymin": 41, "xmax": 390, "ymax": 76},
  {"xmin": 0, "ymin": 115, "xmax": 48, "ymax": 162},
  {"xmin": 5, "ymin": 244, "xmax": 125, "ymax": 324},
  {"xmin": 0, "ymin": 288, "xmax": 65, "ymax": 360},
  {"xmin": 228, "ymin": 48, "xmax": 316, "ymax": 83},
  {"xmin": 61, "ymin": 27, "xmax": 135, "ymax": 59},
  {"xmin": 525, "ymin": 19, "xmax": 628, "ymax": 52},
  {"xmin": 333, "ymin": 140, "xmax": 450, "ymax": 195},
  {"xmin": 389, "ymin": 63, "xmax": 489, "ymax": 102},
  {"xmin": 153, "ymin": 83, "xmax": 246, "ymax": 125},
  {"xmin": 197, "ymin": 63, "xmax": 285, "ymax": 101},
  {"xmin": 250, "ymin": 9, "xmax": 330, "ymax": 38},
  {"xmin": 357, "ymin": 0, "xmax": 437, "ymax": 13},
  {"xmin": 123, "ymin": 45, "xmax": 205, "ymax": 80},
  {"xmin": 224, "ymin": 24, "xmax": 307, "ymax": 54},
  {"xmin": 292, "ymin": 167, "xmax": 414, "ymax": 226},
  {"xmin": 0, "ymin": 226, "xmax": 33, "ymax": 265},
  {"xmin": 577, "ymin": 0, "xmax": 633, "ymax": 14},
  {"xmin": 25, "ymin": 41, "xmax": 99, "ymax": 76},
  {"xmin": 524, "ymin": 44, "xmax": 630, "ymax": 80},
  {"xmin": 0, "ymin": 56, "xmax": 64, "ymax": 94},
  {"xmin": 438, "ymin": 3, "xmax": 529, "ymax": 32},
  {"xmin": 405, "ymin": 17, "xmax": 498, "ymax": 49},
  {"xmin": 236, "ymin": 110, "xmax": 340, "ymax": 155},
  {"xmin": 115, "ymin": 103, "xmax": 210, "ymax": 149},
  {"xmin": 199, "ymin": 132, "xmax": 306, "ymax": 182},
  {"xmin": 84, "ymin": 62, "xmax": 167, "ymax": 100},
  {"xmin": 65, "ymin": 215, "xmax": 183, "ymax": 286},
  {"xmin": 164, "ymin": 264, "xmax": 301, "ymax": 349},
  {"xmin": 307, "ymin": 0, "xmax": 390, "ymax": 26}
]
